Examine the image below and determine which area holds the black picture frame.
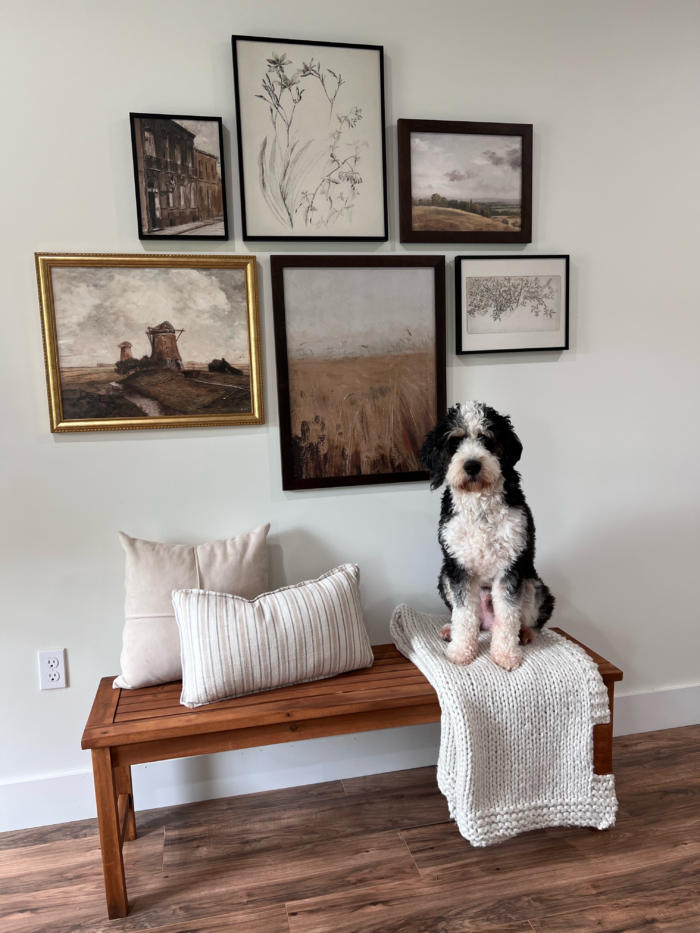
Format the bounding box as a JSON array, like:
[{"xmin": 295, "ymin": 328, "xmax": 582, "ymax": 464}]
[
  {"xmin": 129, "ymin": 112, "xmax": 229, "ymax": 241},
  {"xmin": 232, "ymin": 35, "xmax": 388, "ymax": 242},
  {"xmin": 455, "ymin": 255, "xmax": 569, "ymax": 354},
  {"xmin": 271, "ymin": 255, "xmax": 446, "ymax": 490},
  {"xmin": 398, "ymin": 118, "xmax": 533, "ymax": 244}
]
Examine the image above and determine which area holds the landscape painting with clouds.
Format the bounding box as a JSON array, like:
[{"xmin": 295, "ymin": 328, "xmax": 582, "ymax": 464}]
[
  {"xmin": 410, "ymin": 131, "xmax": 523, "ymax": 233},
  {"xmin": 36, "ymin": 254, "xmax": 263, "ymax": 432}
]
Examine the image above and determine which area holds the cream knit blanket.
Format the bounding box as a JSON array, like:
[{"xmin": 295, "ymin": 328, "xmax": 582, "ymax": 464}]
[{"xmin": 390, "ymin": 604, "xmax": 618, "ymax": 847}]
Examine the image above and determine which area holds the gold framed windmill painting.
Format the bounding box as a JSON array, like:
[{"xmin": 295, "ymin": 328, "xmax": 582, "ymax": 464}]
[{"xmin": 35, "ymin": 253, "xmax": 264, "ymax": 432}]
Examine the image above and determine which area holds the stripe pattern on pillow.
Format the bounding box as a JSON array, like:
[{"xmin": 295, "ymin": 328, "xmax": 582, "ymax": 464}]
[{"xmin": 173, "ymin": 564, "xmax": 374, "ymax": 708}]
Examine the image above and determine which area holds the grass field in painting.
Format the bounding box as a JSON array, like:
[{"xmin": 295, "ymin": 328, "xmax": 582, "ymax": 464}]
[
  {"xmin": 288, "ymin": 351, "xmax": 436, "ymax": 480},
  {"xmin": 59, "ymin": 365, "xmax": 251, "ymax": 420},
  {"xmin": 412, "ymin": 205, "xmax": 519, "ymax": 233}
]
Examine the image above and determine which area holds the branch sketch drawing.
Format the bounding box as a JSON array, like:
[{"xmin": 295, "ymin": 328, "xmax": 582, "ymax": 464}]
[
  {"xmin": 467, "ymin": 276, "xmax": 558, "ymax": 323},
  {"xmin": 255, "ymin": 50, "xmax": 366, "ymax": 230}
]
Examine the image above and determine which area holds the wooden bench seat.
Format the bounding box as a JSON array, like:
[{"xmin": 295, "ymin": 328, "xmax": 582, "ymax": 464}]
[{"xmin": 82, "ymin": 630, "xmax": 622, "ymax": 919}]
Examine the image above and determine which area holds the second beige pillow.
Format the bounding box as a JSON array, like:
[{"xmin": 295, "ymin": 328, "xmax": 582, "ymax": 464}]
[{"xmin": 114, "ymin": 524, "xmax": 270, "ymax": 689}]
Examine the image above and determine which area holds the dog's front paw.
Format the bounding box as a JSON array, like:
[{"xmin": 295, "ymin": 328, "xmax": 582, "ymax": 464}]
[
  {"xmin": 519, "ymin": 625, "xmax": 536, "ymax": 645},
  {"xmin": 445, "ymin": 641, "xmax": 477, "ymax": 665},
  {"xmin": 440, "ymin": 623, "xmax": 452, "ymax": 642},
  {"xmin": 491, "ymin": 644, "xmax": 523, "ymax": 671}
]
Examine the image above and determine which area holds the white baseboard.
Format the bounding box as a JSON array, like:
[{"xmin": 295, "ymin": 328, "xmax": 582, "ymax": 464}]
[
  {"xmin": 2, "ymin": 682, "xmax": 698, "ymax": 834},
  {"xmin": 613, "ymin": 682, "xmax": 700, "ymax": 737},
  {"xmin": 0, "ymin": 723, "xmax": 441, "ymax": 833}
]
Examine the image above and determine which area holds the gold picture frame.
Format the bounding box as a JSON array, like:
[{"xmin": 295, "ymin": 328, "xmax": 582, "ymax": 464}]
[{"xmin": 36, "ymin": 253, "xmax": 264, "ymax": 432}]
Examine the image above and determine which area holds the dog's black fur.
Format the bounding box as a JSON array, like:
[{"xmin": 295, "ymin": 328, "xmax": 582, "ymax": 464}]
[{"xmin": 421, "ymin": 402, "xmax": 554, "ymax": 667}]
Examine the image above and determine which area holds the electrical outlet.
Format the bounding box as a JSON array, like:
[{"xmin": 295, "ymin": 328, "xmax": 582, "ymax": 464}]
[{"xmin": 38, "ymin": 649, "xmax": 67, "ymax": 690}]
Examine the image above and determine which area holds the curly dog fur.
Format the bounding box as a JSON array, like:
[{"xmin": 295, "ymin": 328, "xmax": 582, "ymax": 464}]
[{"xmin": 421, "ymin": 402, "xmax": 554, "ymax": 671}]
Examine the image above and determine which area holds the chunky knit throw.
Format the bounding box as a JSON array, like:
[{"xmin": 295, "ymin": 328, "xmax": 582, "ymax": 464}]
[{"xmin": 390, "ymin": 604, "xmax": 618, "ymax": 847}]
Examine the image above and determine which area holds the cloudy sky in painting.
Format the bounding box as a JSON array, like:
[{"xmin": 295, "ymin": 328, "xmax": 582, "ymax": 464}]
[
  {"xmin": 51, "ymin": 267, "xmax": 249, "ymax": 366},
  {"xmin": 410, "ymin": 132, "xmax": 522, "ymax": 202},
  {"xmin": 283, "ymin": 267, "xmax": 435, "ymax": 360},
  {"xmin": 173, "ymin": 119, "xmax": 222, "ymax": 176}
]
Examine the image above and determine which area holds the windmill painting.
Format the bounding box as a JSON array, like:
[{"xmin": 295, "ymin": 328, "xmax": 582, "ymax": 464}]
[{"xmin": 36, "ymin": 254, "xmax": 264, "ymax": 432}]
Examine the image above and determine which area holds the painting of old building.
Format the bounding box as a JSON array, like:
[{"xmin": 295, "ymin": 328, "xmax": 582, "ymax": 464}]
[{"xmin": 130, "ymin": 113, "xmax": 228, "ymax": 239}]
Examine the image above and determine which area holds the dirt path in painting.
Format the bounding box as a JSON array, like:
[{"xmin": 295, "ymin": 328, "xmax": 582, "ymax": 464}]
[{"xmin": 288, "ymin": 351, "xmax": 436, "ymax": 480}]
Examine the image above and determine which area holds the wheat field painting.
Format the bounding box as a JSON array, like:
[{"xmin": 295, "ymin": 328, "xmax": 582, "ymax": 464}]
[{"xmin": 274, "ymin": 260, "xmax": 444, "ymax": 488}]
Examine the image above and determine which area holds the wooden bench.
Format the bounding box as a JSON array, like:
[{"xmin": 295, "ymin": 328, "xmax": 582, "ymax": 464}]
[{"xmin": 81, "ymin": 628, "xmax": 622, "ymax": 919}]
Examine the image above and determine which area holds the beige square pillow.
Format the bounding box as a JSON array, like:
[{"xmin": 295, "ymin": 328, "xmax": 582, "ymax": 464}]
[
  {"xmin": 172, "ymin": 564, "xmax": 374, "ymax": 708},
  {"xmin": 114, "ymin": 524, "xmax": 270, "ymax": 689}
]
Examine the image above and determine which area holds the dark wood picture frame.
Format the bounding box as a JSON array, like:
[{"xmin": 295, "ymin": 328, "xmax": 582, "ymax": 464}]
[
  {"xmin": 398, "ymin": 118, "xmax": 532, "ymax": 244},
  {"xmin": 232, "ymin": 35, "xmax": 388, "ymax": 242},
  {"xmin": 129, "ymin": 113, "xmax": 229, "ymax": 241},
  {"xmin": 271, "ymin": 255, "xmax": 446, "ymax": 490},
  {"xmin": 456, "ymin": 254, "xmax": 569, "ymax": 354}
]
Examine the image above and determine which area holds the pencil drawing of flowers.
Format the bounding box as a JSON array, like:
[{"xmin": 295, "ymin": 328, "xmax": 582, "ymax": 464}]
[
  {"xmin": 466, "ymin": 275, "xmax": 561, "ymax": 335},
  {"xmin": 468, "ymin": 276, "xmax": 557, "ymax": 322},
  {"xmin": 255, "ymin": 49, "xmax": 367, "ymax": 230}
]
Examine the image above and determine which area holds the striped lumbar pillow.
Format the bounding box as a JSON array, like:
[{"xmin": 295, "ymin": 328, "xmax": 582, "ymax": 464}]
[{"xmin": 172, "ymin": 564, "xmax": 374, "ymax": 708}]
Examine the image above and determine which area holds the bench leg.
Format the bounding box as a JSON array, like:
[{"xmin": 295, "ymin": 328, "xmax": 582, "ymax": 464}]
[
  {"xmin": 591, "ymin": 682, "xmax": 615, "ymax": 831},
  {"xmin": 92, "ymin": 747, "xmax": 129, "ymax": 919},
  {"xmin": 593, "ymin": 682, "xmax": 615, "ymax": 777},
  {"xmin": 115, "ymin": 765, "xmax": 137, "ymax": 842}
]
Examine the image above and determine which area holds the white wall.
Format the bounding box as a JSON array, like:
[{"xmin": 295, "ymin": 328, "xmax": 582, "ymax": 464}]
[{"xmin": 2, "ymin": 0, "xmax": 699, "ymax": 830}]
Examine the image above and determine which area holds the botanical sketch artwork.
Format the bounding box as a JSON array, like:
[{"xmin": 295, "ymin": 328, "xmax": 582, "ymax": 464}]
[
  {"xmin": 411, "ymin": 132, "xmax": 523, "ymax": 234},
  {"xmin": 466, "ymin": 276, "xmax": 561, "ymax": 334},
  {"xmin": 257, "ymin": 51, "xmax": 365, "ymax": 230},
  {"xmin": 233, "ymin": 38, "xmax": 386, "ymax": 238},
  {"xmin": 50, "ymin": 267, "xmax": 252, "ymax": 420},
  {"xmin": 281, "ymin": 267, "xmax": 437, "ymax": 481}
]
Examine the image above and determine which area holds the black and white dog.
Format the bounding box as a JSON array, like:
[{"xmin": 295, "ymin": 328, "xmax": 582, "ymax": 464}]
[{"xmin": 421, "ymin": 401, "xmax": 554, "ymax": 671}]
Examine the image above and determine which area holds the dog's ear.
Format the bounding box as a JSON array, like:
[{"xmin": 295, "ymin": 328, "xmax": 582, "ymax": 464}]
[
  {"xmin": 420, "ymin": 406, "xmax": 462, "ymax": 490},
  {"xmin": 485, "ymin": 407, "xmax": 523, "ymax": 470}
]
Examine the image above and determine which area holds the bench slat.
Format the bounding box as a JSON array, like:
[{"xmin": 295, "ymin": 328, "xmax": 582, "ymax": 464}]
[
  {"xmin": 84, "ymin": 676, "xmax": 121, "ymax": 730},
  {"xmin": 83, "ymin": 683, "xmax": 439, "ymax": 749},
  {"xmin": 115, "ymin": 666, "xmax": 425, "ymax": 713},
  {"xmin": 110, "ymin": 702, "xmax": 443, "ymax": 769},
  {"xmin": 115, "ymin": 659, "xmax": 417, "ymax": 709},
  {"xmin": 114, "ymin": 674, "xmax": 431, "ymax": 723}
]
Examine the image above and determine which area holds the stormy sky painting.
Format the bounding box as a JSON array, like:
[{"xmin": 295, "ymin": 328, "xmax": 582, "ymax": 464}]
[
  {"xmin": 51, "ymin": 267, "xmax": 249, "ymax": 366},
  {"xmin": 410, "ymin": 132, "xmax": 523, "ymax": 202}
]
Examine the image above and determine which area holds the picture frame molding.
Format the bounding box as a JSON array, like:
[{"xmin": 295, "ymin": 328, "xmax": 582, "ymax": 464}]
[
  {"xmin": 129, "ymin": 112, "xmax": 230, "ymax": 241},
  {"xmin": 397, "ymin": 118, "xmax": 533, "ymax": 244},
  {"xmin": 455, "ymin": 254, "xmax": 570, "ymax": 355},
  {"xmin": 232, "ymin": 34, "xmax": 389, "ymax": 242},
  {"xmin": 270, "ymin": 254, "xmax": 446, "ymax": 490},
  {"xmin": 35, "ymin": 252, "xmax": 264, "ymax": 432}
]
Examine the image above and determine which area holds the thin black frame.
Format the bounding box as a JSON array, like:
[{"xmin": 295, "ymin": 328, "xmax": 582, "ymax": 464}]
[
  {"xmin": 129, "ymin": 112, "xmax": 229, "ymax": 241},
  {"xmin": 455, "ymin": 255, "xmax": 569, "ymax": 354},
  {"xmin": 398, "ymin": 118, "xmax": 533, "ymax": 244},
  {"xmin": 232, "ymin": 35, "xmax": 389, "ymax": 242},
  {"xmin": 271, "ymin": 255, "xmax": 446, "ymax": 490}
]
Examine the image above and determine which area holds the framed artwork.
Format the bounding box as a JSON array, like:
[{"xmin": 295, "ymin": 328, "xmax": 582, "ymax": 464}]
[
  {"xmin": 232, "ymin": 35, "xmax": 388, "ymax": 241},
  {"xmin": 456, "ymin": 255, "xmax": 569, "ymax": 354},
  {"xmin": 35, "ymin": 253, "xmax": 263, "ymax": 432},
  {"xmin": 271, "ymin": 255, "xmax": 446, "ymax": 490},
  {"xmin": 129, "ymin": 113, "xmax": 229, "ymax": 240},
  {"xmin": 398, "ymin": 119, "xmax": 532, "ymax": 244}
]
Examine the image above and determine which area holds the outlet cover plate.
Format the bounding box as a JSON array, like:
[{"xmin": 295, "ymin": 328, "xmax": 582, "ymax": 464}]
[{"xmin": 38, "ymin": 648, "xmax": 67, "ymax": 690}]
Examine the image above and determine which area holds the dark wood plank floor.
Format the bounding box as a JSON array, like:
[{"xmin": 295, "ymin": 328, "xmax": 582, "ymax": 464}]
[{"xmin": 1, "ymin": 725, "xmax": 699, "ymax": 933}]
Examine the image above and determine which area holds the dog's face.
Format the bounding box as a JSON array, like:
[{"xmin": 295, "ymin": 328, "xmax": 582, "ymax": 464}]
[{"xmin": 420, "ymin": 402, "xmax": 523, "ymax": 492}]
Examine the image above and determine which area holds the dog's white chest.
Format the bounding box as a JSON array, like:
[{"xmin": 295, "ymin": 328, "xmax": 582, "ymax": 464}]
[{"xmin": 442, "ymin": 496, "xmax": 527, "ymax": 583}]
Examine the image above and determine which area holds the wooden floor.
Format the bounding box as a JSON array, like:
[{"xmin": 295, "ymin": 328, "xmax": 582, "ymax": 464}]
[{"xmin": 1, "ymin": 725, "xmax": 699, "ymax": 933}]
